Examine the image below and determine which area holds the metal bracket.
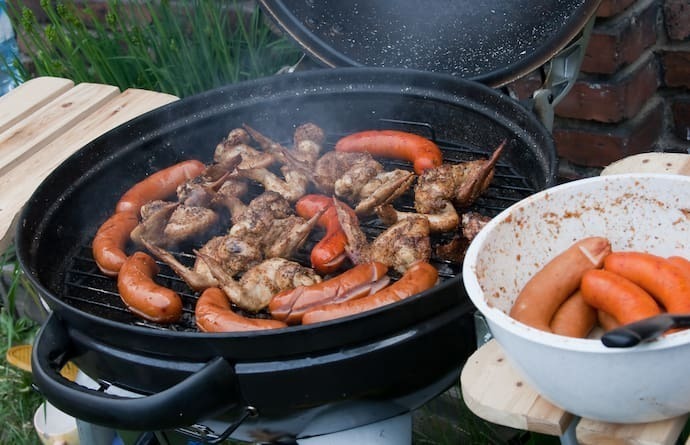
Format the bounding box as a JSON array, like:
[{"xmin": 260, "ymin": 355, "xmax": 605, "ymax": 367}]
[
  {"xmin": 174, "ymin": 406, "xmax": 257, "ymax": 444},
  {"xmin": 532, "ymin": 15, "xmax": 596, "ymax": 131}
]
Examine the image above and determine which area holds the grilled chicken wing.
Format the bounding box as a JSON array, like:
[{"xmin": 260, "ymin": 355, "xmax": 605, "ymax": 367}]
[
  {"xmin": 237, "ymin": 123, "xmax": 326, "ymax": 203},
  {"xmin": 334, "ymin": 199, "xmax": 431, "ymax": 274},
  {"xmin": 313, "ymin": 151, "xmax": 415, "ymax": 215},
  {"xmin": 377, "ymin": 140, "xmax": 505, "ymax": 231},
  {"xmin": 195, "ymin": 254, "xmax": 321, "ymax": 312},
  {"xmin": 142, "ymin": 192, "xmax": 322, "ymax": 292}
]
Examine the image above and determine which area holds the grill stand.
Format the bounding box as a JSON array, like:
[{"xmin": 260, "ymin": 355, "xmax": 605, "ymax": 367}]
[
  {"xmin": 525, "ymin": 14, "xmax": 595, "ymax": 132},
  {"xmin": 73, "ymin": 370, "xmax": 413, "ymax": 445}
]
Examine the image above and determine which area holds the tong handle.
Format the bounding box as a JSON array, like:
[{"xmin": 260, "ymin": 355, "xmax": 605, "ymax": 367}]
[{"xmin": 601, "ymin": 313, "xmax": 690, "ymax": 348}]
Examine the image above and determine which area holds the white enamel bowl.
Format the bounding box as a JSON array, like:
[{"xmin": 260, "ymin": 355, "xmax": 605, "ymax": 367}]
[{"xmin": 462, "ymin": 174, "xmax": 690, "ymax": 423}]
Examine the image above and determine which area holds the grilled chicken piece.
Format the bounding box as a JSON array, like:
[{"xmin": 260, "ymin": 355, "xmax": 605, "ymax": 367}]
[
  {"xmin": 226, "ymin": 192, "xmax": 323, "ymax": 260},
  {"xmin": 313, "ymin": 151, "xmax": 415, "ymax": 216},
  {"xmin": 130, "ymin": 201, "xmax": 178, "ymax": 247},
  {"xmin": 214, "ymin": 128, "xmax": 275, "ymax": 170},
  {"xmin": 435, "ymin": 212, "xmax": 493, "ymax": 263},
  {"xmin": 164, "ymin": 205, "xmax": 220, "ymax": 243},
  {"xmin": 377, "ymin": 140, "xmax": 506, "ymax": 232},
  {"xmin": 131, "ymin": 153, "xmax": 243, "ymax": 248},
  {"xmin": 130, "ymin": 200, "xmax": 220, "ymax": 248},
  {"xmin": 334, "ymin": 199, "xmax": 431, "ymax": 274},
  {"xmin": 195, "ymin": 254, "xmax": 321, "ymax": 312},
  {"xmin": 237, "ymin": 123, "xmax": 325, "ymax": 203},
  {"xmin": 142, "ymin": 192, "xmax": 322, "ymax": 292},
  {"xmin": 141, "ymin": 235, "xmax": 262, "ymax": 292}
]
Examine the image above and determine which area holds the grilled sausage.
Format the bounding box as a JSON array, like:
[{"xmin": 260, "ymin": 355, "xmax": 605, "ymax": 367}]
[
  {"xmin": 335, "ymin": 130, "xmax": 442, "ymax": 175},
  {"xmin": 597, "ymin": 309, "xmax": 620, "ymax": 332},
  {"xmin": 667, "ymin": 255, "xmax": 690, "ymax": 282},
  {"xmin": 549, "ymin": 290, "xmax": 597, "ymax": 338},
  {"xmin": 301, "ymin": 261, "xmax": 438, "ymax": 324},
  {"xmin": 509, "ymin": 237, "xmax": 611, "ymax": 332},
  {"xmin": 295, "ymin": 194, "xmax": 351, "ymax": 274},
  {"xmin": 115, "ymin": 159, "xmax": 206, "ymax": 214},
  {"xmin": 604, "ymin": 252, "xmax": 690, "ymax": 314},
  {"xmin": 195, "ymin": 287, "xmax": 287, "ymax": 332},
  {"xmin": 269, "ymin": 262, "xmax": 389, "ymax": 325},
  {"xmin": 117, "ymin": 251, "xmax": 182, "ymax": 323},
  {"xmin": 580, "ymin": 269, "xmax": 662, "ymax": 325},
  {"xmin": 92, "ymin": 210, "xmax": 139, "ymax": 276}
]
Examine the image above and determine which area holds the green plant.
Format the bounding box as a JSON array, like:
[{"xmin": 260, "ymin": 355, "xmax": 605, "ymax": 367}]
[
  {"xmin": 0, "ymin": 245, "xmax": 41, "ymax": 445},
  {"xmin": 0, "ymin": 309, "xmax": 41, "ymax": 445},
  {"xmin": 9, "ymin": 0, "xmax": 302, "ymax": 98}
]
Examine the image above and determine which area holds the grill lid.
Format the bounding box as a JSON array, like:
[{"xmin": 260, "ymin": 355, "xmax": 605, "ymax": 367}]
[{"xmin": 258, "ymin": 0, "xmax": 601, "ymax": 87}]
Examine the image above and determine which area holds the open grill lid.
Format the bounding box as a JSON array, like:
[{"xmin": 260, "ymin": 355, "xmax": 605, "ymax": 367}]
[{"xmin": 258, "ymin": 0, "xmax": 601, "ymax": 87}]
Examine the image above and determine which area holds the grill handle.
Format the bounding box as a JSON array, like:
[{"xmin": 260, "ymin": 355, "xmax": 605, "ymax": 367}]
[{"xmin": 31, "ymin": 313, "xmax": 248, "ymax": 431}]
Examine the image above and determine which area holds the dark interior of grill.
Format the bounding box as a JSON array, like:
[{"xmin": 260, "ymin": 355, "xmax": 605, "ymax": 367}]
[{"xmin": 59, "ymin": 119, "xmax": 537, "ymax": 332}]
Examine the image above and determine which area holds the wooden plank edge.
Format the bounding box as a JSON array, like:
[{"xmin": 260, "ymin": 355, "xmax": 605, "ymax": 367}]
[
  {"xmin": 0, "ymin": 88, "xmax": 179, "ymax": 253},
  {"xmin": 460, "ymin": 339, "xmax": 573, "ymax": 436},
  {"xmin": 577, "ymin": 414, "xmax": 688, "ymax": 445},
  {"xmin": 0, "ymin": 77, "xmax": 74, "ymax": 133},
  {"xmin": 0, "ymin": 83, "xmax": 120, "ymax": 177}
]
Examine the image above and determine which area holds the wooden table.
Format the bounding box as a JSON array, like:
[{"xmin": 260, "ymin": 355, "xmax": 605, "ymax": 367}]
[
  {"xmin": 4, "ymin": 76, "xmax": 690, "ymax": 445},
  {"xmin": 462, "ymin": 339, "xmax": 689, "ymax": 445},
  {"xmin": 0, "ymin": 76, "xmax": 178, "ymax": 254}
]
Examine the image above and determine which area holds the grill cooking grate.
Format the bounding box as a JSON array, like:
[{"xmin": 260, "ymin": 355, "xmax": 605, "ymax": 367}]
[{"xmin": 62, "ymin": 127, "xmax": 538, "ymax": 331}]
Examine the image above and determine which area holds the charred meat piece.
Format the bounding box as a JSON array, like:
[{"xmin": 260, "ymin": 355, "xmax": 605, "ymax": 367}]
[
  {"xmin": 334, "ymin": 199, "xmax": 431, "ymax": 274},
  {"xmin": 237, "ymin": 123, "xmax": 326, "ymax": 203},
  {"xmin": 313, "ymin": 151, "xmax": 414, "ymax": 216},
  {"xmin": 195, "ymin": 254, "xmax": 322, "ymax": 312},
  {"xmin": 142, "ymin": 192, "xmax": 322, "ymax": 292},
  {"xmin": 435, "ymin": 212, "xmax": 492, "ymax": 263},
  {"xmin": 377, "ymin": 140, "xmax": 505, "ymax": 231}
]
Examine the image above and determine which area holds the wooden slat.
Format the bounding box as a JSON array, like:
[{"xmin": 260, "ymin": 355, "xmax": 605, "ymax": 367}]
[
  {"xmin": 461, "ymin": 340, "xmax": 690, "ymax": 443},
  {"xmin": 577, "ymin": 415, "xmax": 688, "ymax": 445},
  {"xmin": 460, "ymin": 339, "xmax": 574, "ymax": 436},
  {"xmin": 0, "ymin": 88, "xmax": 178, "ymax": 252},
  {"xmin": 0, "ymin": 82, "xmax": 119, "ymax": 176},
  {"xmin": 0, "ymin": 77, "xmax": 74, "ymax": 133}
]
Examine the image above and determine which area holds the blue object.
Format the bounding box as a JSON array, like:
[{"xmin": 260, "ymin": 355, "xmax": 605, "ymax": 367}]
[{"xmin": 0, "ymin": 0, "xmax": 21, "ymax": 96}]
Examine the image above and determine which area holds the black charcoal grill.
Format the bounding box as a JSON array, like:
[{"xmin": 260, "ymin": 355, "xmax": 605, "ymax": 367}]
[{"xmin": 17, "ymin": 0, "xmax": 601, "ymax": 442}]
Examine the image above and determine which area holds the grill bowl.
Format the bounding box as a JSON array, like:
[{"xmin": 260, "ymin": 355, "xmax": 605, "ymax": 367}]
[{"xmin": 463, "ymin": 173, "xmax": 690, "ymax": 423}]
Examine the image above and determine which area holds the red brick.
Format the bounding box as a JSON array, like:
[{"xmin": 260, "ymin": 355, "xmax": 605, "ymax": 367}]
[
  {"xmin": 506, "ymin": 70, "xmax": 542, "ymax": 100},
  {"xmin": 660, "ymin": 49, "xmax": 690, "ymax": 88},
  {"xmin": 582, "ymin": 0, "xmax": 658, "ymax": 74},
  {"xmin": 597, "ymin": 0, "xmax": 637, "ymax": 17},
  {"xmin": 554, "ymin": 96, "xmax": 664, "ymax": 166},
  {"xmin": 664, "ymin": 0, "xmax": 690, "ymax": 41},
  {"xmin": 671, "ymin": 96, "xmax": 690, "ymax": 142},
  {"xmin": 555, "ymin": 53, "xmax": 659, "ymax": 123}
]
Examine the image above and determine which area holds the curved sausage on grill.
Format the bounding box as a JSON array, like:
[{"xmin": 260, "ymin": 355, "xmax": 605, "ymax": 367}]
[
  {"xmin": 92, "ymin": 211, "xmax": 139, "ymax": 277},
  {"xmin": 195, "ymin": 287, "xmax": 287, "ymax": 332},
  {"xmin": 115, "ymin": 160, "xmax": 206, "ymax": 214},
  {"xmin": 117, "ymin": 251, "xmax": 183, "ymax": 323},
  {"xmin": 301, "ymin": 261, "xmax": 438, "ymax": 324}
]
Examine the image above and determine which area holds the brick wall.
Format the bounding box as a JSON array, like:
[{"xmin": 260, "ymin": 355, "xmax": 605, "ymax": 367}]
[{"xmin": 542, "ymin": 0, "xmax": 690, "ymax": 178}]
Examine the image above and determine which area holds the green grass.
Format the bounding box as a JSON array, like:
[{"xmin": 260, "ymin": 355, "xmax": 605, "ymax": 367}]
[
  {"xmin": 0, "ymin": 310, "xmax": 41, "ymax": 445},
  {"xmin": 8, "ymin": 0, "xmax": 302, "ymax": 98},
  {"xmin": 0, "ymin": 247, "xmax": 42, "ymax": 445}
]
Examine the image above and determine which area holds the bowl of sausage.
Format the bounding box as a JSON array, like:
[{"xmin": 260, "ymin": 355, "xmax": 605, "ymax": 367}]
[{"xmin": 462, "ymin": 173, "xmax": 690, "ymax": 423}]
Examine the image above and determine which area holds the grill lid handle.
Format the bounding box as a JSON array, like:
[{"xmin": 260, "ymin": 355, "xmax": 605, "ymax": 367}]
[{"xmin": 31, "ymin": 313, "xmax": 248, "ymax": 431}]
